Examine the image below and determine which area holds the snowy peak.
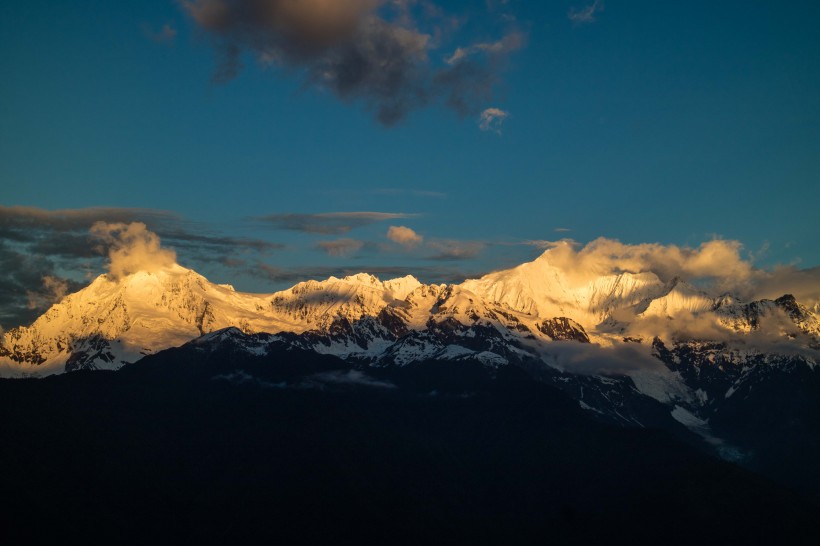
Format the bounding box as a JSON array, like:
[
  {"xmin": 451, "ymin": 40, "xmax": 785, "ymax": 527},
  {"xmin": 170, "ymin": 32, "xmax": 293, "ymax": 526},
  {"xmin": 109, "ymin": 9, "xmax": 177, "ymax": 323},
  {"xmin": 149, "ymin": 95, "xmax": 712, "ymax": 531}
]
[
  {"xmin": 537, "ymin": 317, "xmax": 590, "ymax": 343},
  {"xmin": 0, "ymin": 266, "xmax": 431, "ymax": 375},
  {"xmin": 461, "ymin": 253, "xmax": 701, "ymax": 328},
  {"xmin": 584, "ymin": 272, "xmax": 668, "ymax": 320},
  {"xmin": 715, "ymin": 293, "xmax": 820, "ymax": 338},
  {"xmin": 269, "ymin": 273, "xmax": 422, "ymax": 331},
  {"xmin": 0, "ymin": 264, "xmax": 260, "ymax": 374},
  {"xmin": 641, "ymin": 278, "xmax": 714, "ymax": 318},
  {"xmin": 1, "ymin": 255, "xmax": 817, "ymax": 377}
]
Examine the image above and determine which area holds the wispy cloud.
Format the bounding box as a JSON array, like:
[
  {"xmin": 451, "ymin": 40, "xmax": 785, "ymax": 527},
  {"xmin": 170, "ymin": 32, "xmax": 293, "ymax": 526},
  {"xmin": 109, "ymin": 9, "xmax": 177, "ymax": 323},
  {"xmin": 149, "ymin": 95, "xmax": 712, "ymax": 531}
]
[
  {"xmin": 144, "ymin": 23, "xmax": 177, "ymax": 44},
  {"xmin": 0, "ymin": 205, "xmax": 176, "ymax": 236},
  {"xmin": 514, "ymin": 239, "xmax": 570, "ymax": 250},
  {"xmin": 444, "ymin": 31, "xmax": 524, "ymax": 65},
  {"xmin": 315, "ymin": 238, "xmax": 365, "ymax": 257},
  {"xmin": 0, "ymin": 205, "xmax": 283, "ymax": 256},
  {"xmin": 157, "ymin": 231, "xmax": 284, "ymax": 257},
  {"xmin": 372, "ymin": 188, "xmax": 447, "ymax": 199},
  {"xmin": 0, "ymin": 240, "xmax": 87, "ymax": 329},
  {"xmin": 25, "ymin": 275, "xmax": 71, "ymax": 311},
  {"xmin": 426, "ymin": 239, "xmax": 485, "ymax": 261},
  {"xmin": 478, "ymin": 107, "xmax": 509, "ymax": 133},
  {"xmin": 214, "ymin": 369, "xmax": 396, "ymax": 390},
  {"xmin": 304, "ymin": 370, "xmax": 396, "ymax": 390},
  {"xmin": 181, "ymin": 0, "xmax": 523, "ymax": 124},
  {"xmin": 212, "ymin": 370, "xmax": 286, "ymax": 389},
  {"xmin": 255, "ymin": 212, "xmax": 417, "ymax": 234},
  {"xmin": 568, "ymin": 0, "xmax": 604, "ymax": 25}
]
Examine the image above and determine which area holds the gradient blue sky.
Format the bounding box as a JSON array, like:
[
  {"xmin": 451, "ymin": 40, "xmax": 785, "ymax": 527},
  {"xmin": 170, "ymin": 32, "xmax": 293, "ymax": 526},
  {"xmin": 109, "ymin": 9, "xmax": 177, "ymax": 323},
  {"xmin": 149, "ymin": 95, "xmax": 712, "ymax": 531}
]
[{"xmin": 1, "ymin": 0, "xmax": 819, "ymax": 309}]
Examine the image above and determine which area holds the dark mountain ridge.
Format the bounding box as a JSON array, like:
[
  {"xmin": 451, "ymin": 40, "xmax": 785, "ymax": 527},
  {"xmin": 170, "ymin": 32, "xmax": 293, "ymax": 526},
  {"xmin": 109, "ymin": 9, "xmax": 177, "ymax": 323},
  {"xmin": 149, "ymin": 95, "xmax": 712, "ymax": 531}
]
[{"xmin": 2, "ymin": 341, "xmax": 818, "ymax": 545}]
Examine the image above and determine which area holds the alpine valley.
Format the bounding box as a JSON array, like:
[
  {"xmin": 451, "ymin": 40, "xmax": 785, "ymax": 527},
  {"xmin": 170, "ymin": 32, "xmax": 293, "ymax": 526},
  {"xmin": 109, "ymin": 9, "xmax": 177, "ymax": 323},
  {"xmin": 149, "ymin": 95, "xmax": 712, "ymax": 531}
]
[{"xmin": 2, "ymin": 245, "xmax": 820, "ymax": 543}]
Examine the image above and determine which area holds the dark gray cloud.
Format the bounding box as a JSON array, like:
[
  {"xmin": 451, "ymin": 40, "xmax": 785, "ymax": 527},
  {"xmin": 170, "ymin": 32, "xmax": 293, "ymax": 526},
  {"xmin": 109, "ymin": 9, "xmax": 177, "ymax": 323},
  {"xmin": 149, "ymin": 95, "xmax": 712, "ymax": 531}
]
[
  {"xmin": 315, "ymin": 238, "xmax": 365, "ymax": 257},
  {"xmin": 159, "ymin": 229, "xmax": 285, "ymax": 257},
  {"xmin": 0, "ymin": 205, "xmax": 283, "ymax": 259},
  {"xmin": 0, "ymin": 241, "xmax": 86, "ymax": 329},
  {"xmin": 0, "ymin": 207, "xmax": 170, "ymax": 328},
  {"xmin": 0, "ymin": 206, "xmax": 177, "ymax": 241},
  {"xmin": 426, "ymin": 239, "xmax": 485, "ymax": 261},
  {"xmin": 255, "ymin": 211, "xmax": 416, "ymax": 234},
  {"xmin": 181, "ymin": 0, "xmax": 522, "ymax": 124},
  {"xmin": 0, "ymin": 206, "xmax": 284, "ymax": 328},
  {"xmin": 25, "ymin": 275, "xmax": 82, "ymax": 314}
]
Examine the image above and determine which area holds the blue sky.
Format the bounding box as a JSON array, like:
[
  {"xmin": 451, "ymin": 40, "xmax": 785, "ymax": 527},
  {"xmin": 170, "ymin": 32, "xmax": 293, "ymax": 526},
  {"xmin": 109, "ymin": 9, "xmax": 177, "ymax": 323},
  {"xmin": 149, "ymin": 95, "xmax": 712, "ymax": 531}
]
[{"xmin": 1, "ymin": 0, "xmax": 819, "ymax": 324}]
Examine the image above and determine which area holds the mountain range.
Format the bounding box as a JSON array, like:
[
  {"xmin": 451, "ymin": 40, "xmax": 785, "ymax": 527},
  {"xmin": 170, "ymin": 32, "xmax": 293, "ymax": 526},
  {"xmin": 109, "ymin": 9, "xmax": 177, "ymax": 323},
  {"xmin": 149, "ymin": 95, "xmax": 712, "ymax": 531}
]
[
  {"xmin": 4, "ymin": 247, "xmax": 817, "ymax": 375},
  {"xmin": 2, "ymin": 246, "xmax": 820, "ymax": 542}
]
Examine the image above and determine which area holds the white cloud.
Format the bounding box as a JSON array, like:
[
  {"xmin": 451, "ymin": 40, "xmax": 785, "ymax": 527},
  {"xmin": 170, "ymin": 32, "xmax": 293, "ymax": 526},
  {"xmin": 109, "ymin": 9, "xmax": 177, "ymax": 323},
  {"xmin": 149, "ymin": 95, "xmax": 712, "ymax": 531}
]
[
  {"xmin": 445, "ymin": 32, "xmax": 524, "ymax": 65},
  {"xmin": 478, "ymin": 107, "xmax": 509, "ymax": 133},
  {"xmin": 387, "ymin": 225, "xmax": 423, "ymax": 248},
  {"xmin": 540, "ymin": 238, "xmax": 754, "ymax": 288},
  {"xmin": 534, "ymin": 237, "xmax": 820, "ymax": 311},
  {"xmin": 90, "ymin": 222, "xmax": 177, "ymax": 279}
]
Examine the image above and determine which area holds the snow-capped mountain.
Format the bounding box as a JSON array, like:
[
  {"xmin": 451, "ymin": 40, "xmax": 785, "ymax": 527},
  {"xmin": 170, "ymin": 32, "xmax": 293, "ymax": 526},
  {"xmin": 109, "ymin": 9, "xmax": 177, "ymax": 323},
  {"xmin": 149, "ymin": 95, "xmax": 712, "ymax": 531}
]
[
  {"xmin": 0, "ymin": 264, "xmax": 427, "ymax": 375},
  {"xmin": 2, "ymin": 246, "xmax": 816, "ymax": 377},
  {"xmin": 2, "ymin": 246, "xmax": 819, "ymax": 485},
  {"xmin": 460, "ymin": 253, "xmax": 672, "ymax": 326}
]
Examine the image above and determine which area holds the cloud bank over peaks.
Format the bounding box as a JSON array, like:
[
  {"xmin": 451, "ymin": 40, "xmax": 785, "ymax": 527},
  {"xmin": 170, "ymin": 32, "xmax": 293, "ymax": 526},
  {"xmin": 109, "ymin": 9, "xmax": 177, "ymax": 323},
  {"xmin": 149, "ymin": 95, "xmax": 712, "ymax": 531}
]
[
  {"xmin": 530, "ymin": 237, "xmax": 819, "ymax": 314},
  {"xmin": 91, "ymin": 222, "xmax": 177, "ymax": 279},
  {"xmin": 537, "ymin": 238, "xmax": 754, "ymax": 290},
  {"xmin": 182, "ymin": 0, "xmax": 522, "ymax": 124}
]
